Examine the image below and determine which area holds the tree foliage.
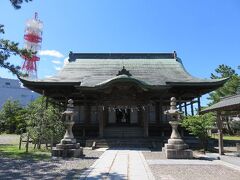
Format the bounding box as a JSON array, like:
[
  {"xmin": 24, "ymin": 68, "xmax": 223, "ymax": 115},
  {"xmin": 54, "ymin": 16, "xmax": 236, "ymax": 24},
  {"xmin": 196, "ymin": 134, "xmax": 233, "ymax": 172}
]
[
  {"xmin": 208, "ymin": 64, "xmax": 240, "ymax": 105},
  {"xmin": 181, "ymin": 113, "xmax": 215, "ymax": 152},
  {"xmin": 0, "ymin": 100, "xmax": 24, "ymax": 133},
  {"xmin": 230, "ymin": 119, "xmax": 240, "ymax": 135},
  {"xmin": 25, "ymin": 97, "xmax": 65, "ymax": 147},
  {"xmin": 0, "ymin": 97, "xmax": 65, "ymax": 148},
  {"xmin": 10, "ymin": 0, "xmax": 33, "ymax": 9}
]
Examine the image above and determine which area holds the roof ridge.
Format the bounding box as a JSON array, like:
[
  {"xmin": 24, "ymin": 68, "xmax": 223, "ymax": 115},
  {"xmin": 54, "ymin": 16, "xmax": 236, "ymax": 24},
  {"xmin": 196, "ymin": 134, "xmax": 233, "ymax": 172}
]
[{"xmin": 68, "ymin": 52, "xmax": 177, "ymax": 62}]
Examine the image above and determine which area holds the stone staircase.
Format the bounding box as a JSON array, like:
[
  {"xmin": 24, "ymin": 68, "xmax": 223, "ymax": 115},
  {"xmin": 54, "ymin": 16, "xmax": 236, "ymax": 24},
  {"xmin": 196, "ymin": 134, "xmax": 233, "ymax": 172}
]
[
  {"xmin": 103, "ymin": 127, "xmax": 144, "ymax": 138},
  {"xmin": 84, "ymin": 138, "xmax": 163, "ymax": 150}
]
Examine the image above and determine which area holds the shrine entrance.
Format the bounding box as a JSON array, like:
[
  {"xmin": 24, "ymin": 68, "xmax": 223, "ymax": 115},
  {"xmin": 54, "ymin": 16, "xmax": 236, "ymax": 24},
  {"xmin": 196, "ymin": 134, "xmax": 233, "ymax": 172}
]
[
  {"xmin": 104, "ymin": 107, "xmax": 143, "ymax": 137},
  {"xmin": 116, "ymin": 109, "xmax": 130, "ymax": 125},
  {"xmin": 107, "ymin": 105, "xmax": 140, "ymax": 127}
]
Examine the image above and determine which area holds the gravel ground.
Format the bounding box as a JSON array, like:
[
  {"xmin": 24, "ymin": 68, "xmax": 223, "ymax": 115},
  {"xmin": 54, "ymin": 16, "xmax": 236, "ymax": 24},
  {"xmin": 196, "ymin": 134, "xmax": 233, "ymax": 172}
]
[
  {"xmin": 0, "ymin": 148, "xmax": 104, "ymax": 180},
  {"xmin": 149, "ymin": 164, "xmax": 240, "ymax": 180},
  {"xmin": 143, "ymin": 151, "xmax": 240, "ymax": 180}
]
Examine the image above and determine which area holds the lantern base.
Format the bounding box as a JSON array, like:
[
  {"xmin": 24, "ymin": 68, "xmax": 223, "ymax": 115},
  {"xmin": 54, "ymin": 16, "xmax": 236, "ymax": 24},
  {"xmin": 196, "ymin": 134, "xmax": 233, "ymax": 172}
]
[
  {"xmin": 52, "ymin": 141, "xmax": 83, "ymax": 158},
  {"xmin": 163, "ymin": 139, "xmax": 193, "ymax": 159},
  {"xmin": 163, "ymin": 120, "xmax": 193, "ymax": 159}
]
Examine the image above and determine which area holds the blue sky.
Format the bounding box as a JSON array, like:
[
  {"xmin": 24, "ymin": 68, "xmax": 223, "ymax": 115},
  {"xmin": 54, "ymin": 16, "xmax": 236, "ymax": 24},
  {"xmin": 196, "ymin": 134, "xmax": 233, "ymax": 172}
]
[{"xmin": 0, "ymin": 0, "xmax": 240, "ymax": 105}]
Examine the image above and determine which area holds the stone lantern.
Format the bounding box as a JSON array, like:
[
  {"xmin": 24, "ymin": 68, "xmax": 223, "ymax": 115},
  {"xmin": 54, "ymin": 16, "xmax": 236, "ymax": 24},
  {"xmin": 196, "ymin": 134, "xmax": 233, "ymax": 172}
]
[
  {"xmin": 52, "ymin": 99, "xmax": 83, "ymax": 158},
  {"xmin": 163, "ymin": 97, "xmax": 193, "ymax": 159}
]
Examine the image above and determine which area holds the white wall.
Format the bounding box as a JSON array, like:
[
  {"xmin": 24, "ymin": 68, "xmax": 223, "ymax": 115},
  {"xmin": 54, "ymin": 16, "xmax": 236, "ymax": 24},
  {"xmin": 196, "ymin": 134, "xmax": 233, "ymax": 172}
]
[{"xmin": 0, "ymin": 77, "xmax": 39, "ymax": 108}]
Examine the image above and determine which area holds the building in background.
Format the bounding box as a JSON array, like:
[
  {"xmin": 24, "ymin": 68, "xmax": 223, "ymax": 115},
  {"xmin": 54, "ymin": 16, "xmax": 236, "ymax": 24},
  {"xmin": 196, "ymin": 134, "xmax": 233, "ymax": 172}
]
[{"xmin": 0, "ymin": 77, "xmax": 39, "ymax": 108}]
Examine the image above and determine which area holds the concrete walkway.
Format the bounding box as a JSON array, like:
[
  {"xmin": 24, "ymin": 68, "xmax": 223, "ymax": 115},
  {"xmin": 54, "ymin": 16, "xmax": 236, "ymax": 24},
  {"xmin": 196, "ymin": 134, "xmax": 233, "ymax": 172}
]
[{"xmin": 80, "ymin": 148, "xmax": 155, "ymax": 180}]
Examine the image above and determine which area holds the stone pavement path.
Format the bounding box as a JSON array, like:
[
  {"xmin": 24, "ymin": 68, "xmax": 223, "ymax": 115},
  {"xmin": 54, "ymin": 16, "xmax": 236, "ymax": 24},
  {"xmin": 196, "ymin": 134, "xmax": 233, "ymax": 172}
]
[{"xmin": 80, "ymin": 148, "xmax": 155, "ymax": 180}]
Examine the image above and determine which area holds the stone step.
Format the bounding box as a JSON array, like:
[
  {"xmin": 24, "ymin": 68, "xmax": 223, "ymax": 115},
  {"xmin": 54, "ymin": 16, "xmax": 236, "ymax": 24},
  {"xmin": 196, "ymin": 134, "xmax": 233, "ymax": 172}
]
[
  {"xmin": 104, "ymin": 127, "xmax": 144, "ymax": 138},
  {"xmin": 83, "ymin": 138, "xmax": 163, "ymax": 149}
]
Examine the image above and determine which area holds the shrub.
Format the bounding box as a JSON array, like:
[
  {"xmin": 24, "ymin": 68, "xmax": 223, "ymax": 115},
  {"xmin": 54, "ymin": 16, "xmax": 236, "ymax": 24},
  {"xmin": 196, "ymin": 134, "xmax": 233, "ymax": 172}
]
[{"xmin": 181, "ymin": 113, "xmax": 215, "ymax": 152}]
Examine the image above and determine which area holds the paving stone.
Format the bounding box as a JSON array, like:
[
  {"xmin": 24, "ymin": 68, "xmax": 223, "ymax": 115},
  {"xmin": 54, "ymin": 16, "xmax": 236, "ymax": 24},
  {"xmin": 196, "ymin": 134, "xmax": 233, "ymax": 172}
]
[{"xmin": 81, "ymin": 148, "xmax": 155, "ymax": 180}]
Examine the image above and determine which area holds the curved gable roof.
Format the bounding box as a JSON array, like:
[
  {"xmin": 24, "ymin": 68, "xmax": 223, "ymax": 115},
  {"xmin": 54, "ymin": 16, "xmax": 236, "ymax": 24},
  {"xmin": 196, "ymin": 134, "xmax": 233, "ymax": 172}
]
[{"xmin": 38, "ymin": 52, "xmax": 225, "ymax": 88}]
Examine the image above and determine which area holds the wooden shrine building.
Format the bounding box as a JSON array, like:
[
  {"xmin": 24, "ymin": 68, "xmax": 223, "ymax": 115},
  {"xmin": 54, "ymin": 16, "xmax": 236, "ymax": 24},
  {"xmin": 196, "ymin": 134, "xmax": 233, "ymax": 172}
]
[
  {"xmin": 201, "ymin": 93, "xmax": 240, "ymax": 155},
  {"xmin": 19, "ymin": 52, "xmax": 227, "ymax": 139}
]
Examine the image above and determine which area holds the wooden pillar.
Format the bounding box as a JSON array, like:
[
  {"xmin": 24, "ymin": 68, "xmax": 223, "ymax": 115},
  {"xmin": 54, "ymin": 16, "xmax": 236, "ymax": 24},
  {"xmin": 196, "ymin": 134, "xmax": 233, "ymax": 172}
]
[
  {"xmin": 84, "ymin": 105, "xmax": 91, "ymax": 124},
  {"xmin": 104, "ymin": 108, "xmax": 109, "ymax": 126},
  {"xmin": 83, "ymin": 105, "xmax": 91, "ymax": 137},
  {"xmin": 143, "ymin": 106, "xmax": 149, "ymax": 137},
  {"xmin": 197, "ymin": 97, "xmax": 201, "ymax": 113},
  {"xmin": 99, "ymin": 106, "xmax": 104, "ymax": 138},
  {"xmin": 64, "ymin": 97, "xmax": 68, "ymax": 109},
  {"xmin": 159, "ymin": 100, "xmax": 163, "ymax": 123},
  {"xmin": 155, "ymin": 102, "xmax": 160, "ymax": 125},
  {"xmin": 217, "ymin": 111, "xmax": 224, "ymax": 155},
  {"xmin": 138, "ymin": 108, "xmax": 142, "ymax": 126},
  {"xmin": 179, "ymin": 97, "xmax": 182, "ymax": 112},
  {"xmin": 184, "ymin": 102, "xmax": 187, "ymax": 116},
  {"xmin": 82, "ymin": 128, "xmax": 85, "ymax": 137},
  {"xmin": 191, "ymin": 101, "xmax": 194, "ymax": 116}
]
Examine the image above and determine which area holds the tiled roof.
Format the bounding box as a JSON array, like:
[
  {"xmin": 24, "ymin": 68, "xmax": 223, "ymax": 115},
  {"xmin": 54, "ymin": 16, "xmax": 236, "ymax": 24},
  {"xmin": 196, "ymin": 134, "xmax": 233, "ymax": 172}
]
[
  {"xmin": 201, "ymin": 94, "xmax": 240, "ymax": 112},
  {"xmin": 35, "ymin": 52, "xmax": 226, "ymax": 87}
]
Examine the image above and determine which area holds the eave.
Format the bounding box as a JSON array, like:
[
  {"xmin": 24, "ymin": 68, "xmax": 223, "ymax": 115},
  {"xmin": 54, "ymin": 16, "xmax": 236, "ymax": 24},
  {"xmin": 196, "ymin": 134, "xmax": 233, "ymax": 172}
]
[
  {"xmin": 201, "ymin": 93, "xmax": 240, "ymax": 113},
  {"xmin": 18, "ymin": 77, "xmax": 81, "ymax": 95},
  {"xmin": 166, "ymin": 77, "xmax": 229, "ymax": 87}
]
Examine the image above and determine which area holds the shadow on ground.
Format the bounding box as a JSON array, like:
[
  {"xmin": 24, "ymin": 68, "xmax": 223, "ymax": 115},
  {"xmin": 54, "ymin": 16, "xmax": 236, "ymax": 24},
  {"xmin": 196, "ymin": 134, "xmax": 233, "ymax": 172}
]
[
  {"xmin": 0, "ymin": 157, "xmax": 89, "ymax": 179},
  {"xmin": 0, "ymin": 147, "xmax": 104, "ymax": 179}
]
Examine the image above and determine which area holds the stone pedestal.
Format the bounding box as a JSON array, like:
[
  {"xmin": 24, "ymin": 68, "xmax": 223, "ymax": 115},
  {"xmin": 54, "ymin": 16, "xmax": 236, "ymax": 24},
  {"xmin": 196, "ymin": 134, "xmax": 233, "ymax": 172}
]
[
  {"xmin": 52, "ymin": 142, "xmax": 83, "ymax": 158},
  {"xmin": 163, "ymin": 121, "xmax": 193, "ymax": 159},
  {"xmin": 163, "ymin": 97, "xmax": 193, "ymax": 159},
  {"xmin": 52, "ymin": 99, "xmax": 83, "ymax": 158}
]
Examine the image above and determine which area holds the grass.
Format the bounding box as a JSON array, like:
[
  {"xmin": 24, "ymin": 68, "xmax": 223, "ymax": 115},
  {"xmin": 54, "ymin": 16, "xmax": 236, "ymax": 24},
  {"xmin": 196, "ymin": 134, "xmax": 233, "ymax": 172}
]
[
  {"xmin": 211, "ymin": 134, "xmax": 240, "ymax": 141},
  {"xmin": 0, "ymin": 144, "xmax": 51, "ymax": 161}
]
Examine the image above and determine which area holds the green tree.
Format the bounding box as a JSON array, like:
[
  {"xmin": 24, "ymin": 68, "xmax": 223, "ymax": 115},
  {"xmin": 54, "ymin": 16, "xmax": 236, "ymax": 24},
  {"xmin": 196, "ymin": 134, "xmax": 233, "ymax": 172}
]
[
  {"xmin": 181, "ymin": 113, "xmax": 215, "ymax": 152},
  {"xmin": 25, "ymin": 97, "xmax": 65, "ymax": 149},
  {"xmin": 15, "ymin": 108, "xmax": 28, "ymax": 134},
  {"xmin": 0, "ymin": 100, "xmax": 23, "ymax": 133},
  {"xmin": 230, "ymin": 119, "xmax": 240, "ymax": 135},
  {"xmin": 208, "ymin": 64, "xmax": 240, "ymax": 105},
  {"xmin": 10, "ymin": 0, "xmax": 33, "ymax": 9}
]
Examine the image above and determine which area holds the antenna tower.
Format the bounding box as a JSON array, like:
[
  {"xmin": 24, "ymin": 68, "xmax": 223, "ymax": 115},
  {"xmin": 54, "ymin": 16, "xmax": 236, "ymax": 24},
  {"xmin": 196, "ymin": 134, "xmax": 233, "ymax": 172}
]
[{"xmin": 21, "ymin": 12, "xmax": 43, "ymax": 78}]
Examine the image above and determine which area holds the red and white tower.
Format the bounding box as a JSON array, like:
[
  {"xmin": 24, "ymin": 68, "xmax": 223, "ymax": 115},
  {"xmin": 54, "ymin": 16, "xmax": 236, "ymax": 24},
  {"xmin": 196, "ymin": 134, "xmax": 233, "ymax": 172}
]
[{"xmin": 22, "ymin": 12, "xmax": 43, "ymax": 78}]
